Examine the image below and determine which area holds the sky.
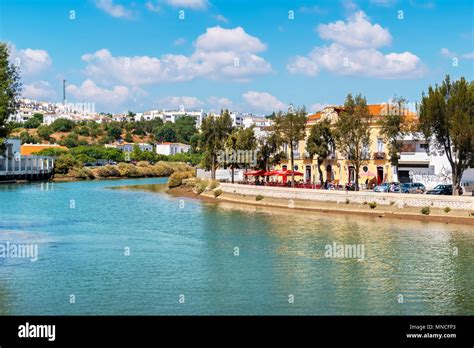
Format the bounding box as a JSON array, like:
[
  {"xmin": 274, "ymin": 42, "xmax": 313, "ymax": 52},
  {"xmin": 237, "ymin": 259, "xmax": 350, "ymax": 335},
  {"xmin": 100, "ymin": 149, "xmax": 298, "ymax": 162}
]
[{"xmin": 0, "ymin": 0, "xmax": 473, "ymax": 114}]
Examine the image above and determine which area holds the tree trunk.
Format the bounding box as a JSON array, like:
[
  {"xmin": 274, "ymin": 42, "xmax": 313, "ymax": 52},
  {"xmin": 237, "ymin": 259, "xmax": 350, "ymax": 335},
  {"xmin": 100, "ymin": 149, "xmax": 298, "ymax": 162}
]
[
  {"xmin": 211, "ymin": 154, "xmax": 216, "ymax": 180},
  {"xmin": 317, "ymin": 158, "xmax": 324, "ymax": 186},
  {"xmin": 452, "ymin": 166, "xmax": 461, "ymax": 196},
  {"xmin": 290, "ymin": 150, "xmax": 295, "ymax": 187},
  {"xmin": 355, "ymin": 164, "xmax": 360, "ymax": 191},
  {"xmin": 231, "ymin": 165, "xmax": 234, "ymax": 184}
]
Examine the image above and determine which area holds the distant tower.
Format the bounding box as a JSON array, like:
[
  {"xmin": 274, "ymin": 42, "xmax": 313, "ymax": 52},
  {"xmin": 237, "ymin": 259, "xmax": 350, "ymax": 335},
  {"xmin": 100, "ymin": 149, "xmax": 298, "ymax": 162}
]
[{"xmin": 63, "ymin": 79, "xmax": 66, "ymax": 104}]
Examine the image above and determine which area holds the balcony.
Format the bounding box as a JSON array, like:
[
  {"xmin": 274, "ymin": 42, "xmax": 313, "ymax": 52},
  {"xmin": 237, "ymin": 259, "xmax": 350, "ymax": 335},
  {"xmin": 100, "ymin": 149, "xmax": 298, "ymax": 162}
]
[
  {"xmin": 399, "ymin": 151, "xmax": 430, "ymax": 164},
  {"xmin": 373, "ymin": 152, "xmax": 386, "ymax": 160}
]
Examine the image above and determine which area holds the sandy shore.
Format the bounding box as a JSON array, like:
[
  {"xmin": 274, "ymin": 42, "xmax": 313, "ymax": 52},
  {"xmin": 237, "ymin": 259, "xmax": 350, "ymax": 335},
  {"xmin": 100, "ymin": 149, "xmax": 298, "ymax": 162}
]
[{"xmin": 167, "ymin": 186, "xmax": 474, "ymax": 226}]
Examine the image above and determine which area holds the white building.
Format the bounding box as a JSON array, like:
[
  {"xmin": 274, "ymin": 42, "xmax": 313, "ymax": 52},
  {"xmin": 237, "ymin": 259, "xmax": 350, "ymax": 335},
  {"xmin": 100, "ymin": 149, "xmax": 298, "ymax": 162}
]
[
  {"xmin": 242, "ymin": 115, "xmax": 273, "ymax": 139},
  {"xmin": 161, "ymin": 108, "xmax": 206, "ymax": 128},
  {"xmin": 156, "ymin": 142, "xmax": 191, "ymax": 156},
  {"xmin": 396, "ymin": 134, "xmax": 459, "ymax": 189}
]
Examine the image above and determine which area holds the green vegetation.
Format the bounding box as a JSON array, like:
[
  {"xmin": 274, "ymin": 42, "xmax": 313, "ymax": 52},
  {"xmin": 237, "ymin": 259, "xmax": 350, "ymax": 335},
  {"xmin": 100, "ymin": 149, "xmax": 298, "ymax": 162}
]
[
  {"xmin": 0, "ymin": 42, "xmax": 22, "ymax": 149},
  {"xmin": 273, "ymin": 106, "xmax": 307, "ymax": 187},
  {"xmin": 307, "ymin": 118, "xmax": 335, "ymax": 186},
  {"xmin": 256, "ymin": 194, "xmax": 264, "ymax": 201},
  {"xmin": 421, "ymin": 206, "xmax": 431, "ymax": 215},
  {"xmin": 368, "ymin": 202, "xmax": 377, "ymax": 209},
  {"xmin": 345, "ymin": 198, "xmax": 350, "ymax": 204},
  {"xmin": 419, "ymin": 75, "xmax": 473, "ymax": 196},
  {"xmin": 444, "ymin": 207, "xmax": 451, "ymax": 213},
  {"xmin": 213, "ymin": 189, "xmax": 223, "ymax": 197},
  {"xmin": 334, "ymin": 94, "xmax": 372, "ymax": 191},
  {"xmin": 168, "ymin": 170, "xmax": 195, "ymax": 188}
]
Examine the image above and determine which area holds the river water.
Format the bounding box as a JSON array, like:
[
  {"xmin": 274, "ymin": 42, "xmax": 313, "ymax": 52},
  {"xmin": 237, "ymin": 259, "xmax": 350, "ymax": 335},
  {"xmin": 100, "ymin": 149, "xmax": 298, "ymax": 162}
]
[{"xmin": 0, "ymin": 178, "xmax": 472, "ymax": 315}]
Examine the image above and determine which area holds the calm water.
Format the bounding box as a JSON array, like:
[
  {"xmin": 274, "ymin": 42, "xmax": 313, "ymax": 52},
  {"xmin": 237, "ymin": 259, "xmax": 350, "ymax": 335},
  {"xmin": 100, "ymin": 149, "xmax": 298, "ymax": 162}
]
[{"xmin": 0, "ymin": 178, "xmax": 472, "ymax": 315}]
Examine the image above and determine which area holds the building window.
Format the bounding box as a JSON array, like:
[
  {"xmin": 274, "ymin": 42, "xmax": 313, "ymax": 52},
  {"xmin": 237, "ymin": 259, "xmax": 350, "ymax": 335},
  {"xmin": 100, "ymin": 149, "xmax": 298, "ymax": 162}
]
[{"xmin": 377, "ymin": 138, "xmax": 384, "ymax": 152}]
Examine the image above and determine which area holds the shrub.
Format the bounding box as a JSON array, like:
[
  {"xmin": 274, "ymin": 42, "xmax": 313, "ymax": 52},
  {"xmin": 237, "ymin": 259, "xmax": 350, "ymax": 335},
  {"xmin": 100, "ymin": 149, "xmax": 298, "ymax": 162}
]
[
  {"xmin": 209, "ymin": 180, "xmax": 219, "ymax": 189},
  {"xmin": 256, "ymin": 194, "xmax": 264, "ymax": 201},
  {"xmin": 345, "ymin": 198, "xmax": 350, "ymax": 204},
  {"xmin": 118, "ymin": 163, "xmax": 141, "ymax": 177},
  {"xmin": 421, "ymin": 206, "xmax": 431, "ymax": 215},
  {"xmin": 368, "ymin": 202, "xmax": 377, "ymax": 209},
  {"xmin": 363, "ymin": 201, "xmax": 368, "ymax": 205},
  {"xmin": 444, "ymin": 207, "xmax": 451, "ymax": 213},
  {"xmin": 55, "ymin": 154, "xmax": 81, "ymax": 174},
  {"xmin": 390, "ymin": 201, "xmax": 395, "ymax": 206},
  {"xmin": 68, "ymin": 167, "xmax": 94, "ymax": 179},
  {"xmin": 213, "ymin": 189, "xmax": 223, "ymax": 197},
  {"xmin": 195, "ymin": 181, "xmax": 208, "ymax": 194},
  {"xmin": 168, "ymin": 171, "xmax": 194, "ymax": 188}
]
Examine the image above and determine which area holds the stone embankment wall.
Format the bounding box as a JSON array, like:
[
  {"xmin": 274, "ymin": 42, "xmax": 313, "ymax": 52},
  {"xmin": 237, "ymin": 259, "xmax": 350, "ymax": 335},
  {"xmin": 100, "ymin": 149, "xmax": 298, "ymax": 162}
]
[{"xmin": 220, "ymin": 183, "xmax": 474, "ymax": 211}]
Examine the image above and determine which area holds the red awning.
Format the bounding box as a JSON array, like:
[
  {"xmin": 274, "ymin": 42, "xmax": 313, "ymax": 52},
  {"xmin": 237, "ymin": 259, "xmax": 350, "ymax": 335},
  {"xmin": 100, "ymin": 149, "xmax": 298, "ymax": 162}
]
[
  {"xmin": 243, "ymin": 170, "xmax": 266, "ymax": 176},
  {"xmin": 264, "ymin": 170, "xmax": 304, "ymax": 176}
]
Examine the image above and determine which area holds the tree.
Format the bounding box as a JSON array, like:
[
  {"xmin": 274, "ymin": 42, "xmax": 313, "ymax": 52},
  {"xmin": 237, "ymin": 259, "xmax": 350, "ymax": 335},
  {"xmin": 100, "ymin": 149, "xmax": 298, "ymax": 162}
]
[
  {"xmin": 24, "ymin": 113, "xmax": 43, "ymax": 128},
  {"xmin": 51, "ymin": 118, "xmax": 75, "ymax": 132},
  {"xmin": 257, "ymin": 132, "xmax": 282, "ymax": 178},
  {"xmin": 334, "ymin": 94, "xmax": 372, "ymax": 191},
  {"xmin": 306, "ymin": 118, "xmax": 334, "ymax": 185},
  {"xmin": 37, "ymin": 124, "xmax": 53, "ymax": 141},
  {"xmin": 201, "ymin": 109, "xmax": 233, "ymax": 179},
  {"xmin": 419, "ymin": 75, "xmax": 473, "ymax": 195},
  {"xmin": 106, "ymin": 122, "xmax": 122, "ymax": 140},
  {"xmin": 154, "ymin": 123, "xmax": 177, "ymax": 142},
  {"xmin": 0, "ymin": 42, "xmax": 22, "ymax": 150},
  {"xmin": 174, "ymin": 116, "xmax": 197, "ymax": 143},
  {"xmin": 19, "ymin": 131, "xmax": 40, "ymax": 144},
  {"xmin": 124, "ymin": 131, "xmax": 133, "ymax": 143},
  {"xmin": 54, "ymin": 154, "xmax": 80, "ymax": 174},
  {"xmin": 225, "ymin": 126, "xmax": 256, "ymax": 183},
  {"xmin": 379, "ymin": 97, "xmax": 408, "ymax": 167},
  {"xmin": 272, "ymin": 106, "xmax": 307, "ymax": 187}
]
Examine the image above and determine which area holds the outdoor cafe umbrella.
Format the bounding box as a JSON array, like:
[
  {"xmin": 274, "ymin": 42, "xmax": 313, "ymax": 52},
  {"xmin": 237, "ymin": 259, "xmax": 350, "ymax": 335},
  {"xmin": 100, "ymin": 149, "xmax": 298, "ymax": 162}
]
[{"xmin": 243, "ymin": 169, "xmax": 266, "ymax": 176}]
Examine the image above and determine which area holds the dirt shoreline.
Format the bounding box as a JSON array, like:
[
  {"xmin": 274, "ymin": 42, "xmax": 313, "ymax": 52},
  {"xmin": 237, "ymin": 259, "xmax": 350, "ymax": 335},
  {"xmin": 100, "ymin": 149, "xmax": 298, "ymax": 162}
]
[{"xmin": 167, "ymin": 186, "xmax": 474, "ymax": 226}]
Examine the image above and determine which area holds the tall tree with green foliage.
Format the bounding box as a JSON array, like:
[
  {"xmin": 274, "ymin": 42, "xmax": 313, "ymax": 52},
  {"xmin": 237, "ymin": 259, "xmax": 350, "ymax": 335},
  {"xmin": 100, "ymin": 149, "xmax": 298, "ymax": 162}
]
[
  {"xmin": 334, "ymin": 94, "xmax": 372, "ymax": 191},
  {"xmin": 272, "ymin": 106, "xmax": 307, "ymax": 186},
  {"xmin": 419, "ymin": 75, "xmax": 473, "ymax": 195},
  {"xmin": 201, "ymin": 110, "xmax": 233, "ymax": 179},
  {"xmin": 379, "ymin": 97, "xmax": 408, "ymax": 168},
  {"xmin": 174, "ymin": 116, "xmax": 197, "ymax": 143},
  {"xmin": 0, "ymin": 42, "xmax": 22, "ymax": 150},
  {"xmin": 257, "ymin": 132, "xmax": 282, "ymax": 179},
  {"xmin": 306, "ymin": 118, "xmax": 334, "ymax": 185},
  {"xmin": 225, "ymin": 126, "xmax": 256, "ymax": 183}
]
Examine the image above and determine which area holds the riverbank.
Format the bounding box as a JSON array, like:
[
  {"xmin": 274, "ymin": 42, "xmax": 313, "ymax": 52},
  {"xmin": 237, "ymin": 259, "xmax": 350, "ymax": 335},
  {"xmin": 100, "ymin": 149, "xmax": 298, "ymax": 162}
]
[{"xmin": 167, "ymin": 184, "xmax": 474, "ymax": 226}]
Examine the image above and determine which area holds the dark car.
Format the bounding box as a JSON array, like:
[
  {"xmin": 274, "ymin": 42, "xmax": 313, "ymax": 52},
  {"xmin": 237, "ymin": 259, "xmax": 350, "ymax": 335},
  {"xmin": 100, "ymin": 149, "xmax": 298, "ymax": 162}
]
[{"xmin": 426, "ymin": 184, "xmax": 453, "ymax": 195}]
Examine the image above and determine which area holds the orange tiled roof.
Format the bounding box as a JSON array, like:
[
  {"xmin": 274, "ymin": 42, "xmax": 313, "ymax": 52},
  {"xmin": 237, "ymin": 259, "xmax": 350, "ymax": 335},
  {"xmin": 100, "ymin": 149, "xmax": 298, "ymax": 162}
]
[{"xmin": 21, "ymin": 144, "xmax": 67, "ymax": 156}]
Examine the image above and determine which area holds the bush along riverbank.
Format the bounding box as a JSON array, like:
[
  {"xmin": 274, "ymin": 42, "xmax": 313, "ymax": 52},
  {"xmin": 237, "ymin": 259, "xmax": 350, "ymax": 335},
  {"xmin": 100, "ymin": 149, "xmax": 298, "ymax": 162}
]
[{"xmin": 54, "ymin": 161, "xmax": 194, "ymax": 181}]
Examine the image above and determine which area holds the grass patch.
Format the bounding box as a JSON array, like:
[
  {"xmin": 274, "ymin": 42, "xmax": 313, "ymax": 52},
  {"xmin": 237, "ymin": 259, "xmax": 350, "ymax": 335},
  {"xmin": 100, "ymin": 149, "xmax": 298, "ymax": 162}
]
[{"xmin": 421, "ymin": 206, "xmax": 431, "ymax": 215}]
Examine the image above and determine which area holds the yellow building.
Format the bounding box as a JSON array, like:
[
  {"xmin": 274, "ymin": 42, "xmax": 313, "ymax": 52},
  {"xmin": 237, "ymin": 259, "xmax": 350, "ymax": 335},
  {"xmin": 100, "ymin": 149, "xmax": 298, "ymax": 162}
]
[{"xmin": 277, "ymin": 104, "xmax": 416, "ymax": 188}]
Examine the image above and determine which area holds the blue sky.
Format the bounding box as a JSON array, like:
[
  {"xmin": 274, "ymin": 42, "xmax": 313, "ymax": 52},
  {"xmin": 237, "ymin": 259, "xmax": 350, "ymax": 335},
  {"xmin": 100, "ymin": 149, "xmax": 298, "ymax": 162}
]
[{"xmin": 0, "ymin": 0, "xmax": 473, "ymax": 114}]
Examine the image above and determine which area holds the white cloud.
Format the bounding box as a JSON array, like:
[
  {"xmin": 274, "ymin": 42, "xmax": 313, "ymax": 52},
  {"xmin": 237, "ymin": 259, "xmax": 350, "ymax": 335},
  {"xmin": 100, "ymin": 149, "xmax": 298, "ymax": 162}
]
[
  {"xmin": 95, "ymin": 0, "xmax": 133, "ymax": 18},
  {"xmin": 309, "ymin": 103, "xmax": 328, "ymax": 113},
  {"xmin": 287, "ymin": 56, "xmax": 319, "ymax": 76},
  {"xmin": 440, "ymin": 48, "xmax": 456, "ymax": 58},
  {"xmin": 288, "ymin": 11, "xmax": 423, "ymax": 79},
  {"xmin": 158, "ymin": 96, "xmax": 204, "ymax": 109},
  {"xmin": 462, "ymin": 52, "xmax": 474, "ymax": 60},
  {"xmin": 66, "ymin": 79, "xmax": 131, "ymax": 108},
  {"xmin": 9, "ymin": 44, "xmax": 52, "ymax": 77},
  {"xmin": 145, "ymin": 1, "xmax": 161, "ymax": 12},
  {"xmin": 22, "ymin": 81, "xmax": 56, "ymax": 100},
  {"xmin": 317, "ymin": 11, "xmax": 391, "ymax": 49},
  {"xmin": 207, "ymin": 96, "xmax": 233, "ymax": 110},
  {"xmin": 242, "ymin": 91, "xmax": 287, "ymax": 113},
  {"xmin": 165, "ymin": 0, "xmax": 209, "ymax": 10},
  {"xmin": 195, "ymin": 26, "xmax": 266, "ymax": 53},
  {"xmin": 81, "ymin": 26, "xmax": 271, "ymax": 85},
  {"xmin": 440, "ymin": 48, "xmax": 474, "ymax": 60},
  {"xmin": 173, "ymin": 37, "xmax": 186, "ymax": 46},
  {"xmin": 215, "ymin": 14, "xmax": 228, "ymax": 23},
  {"xmin": 370, "ymin": 0, "xmax": 397, "ymax": 6}
]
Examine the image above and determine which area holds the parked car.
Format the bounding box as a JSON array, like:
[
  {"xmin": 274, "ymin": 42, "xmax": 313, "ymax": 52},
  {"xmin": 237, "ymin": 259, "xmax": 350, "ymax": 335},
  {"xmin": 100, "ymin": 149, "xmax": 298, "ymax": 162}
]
[
  {"xmin": 426, "ymin": 184, "xmax": 453, "ymax": 195},
  {"xmin": 400, "ymin": 182, "xmax": 426, "ymax": 193},
  {"xmin": 373, "ymin": 182, "xmax": 400, "ymax": 193}
]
